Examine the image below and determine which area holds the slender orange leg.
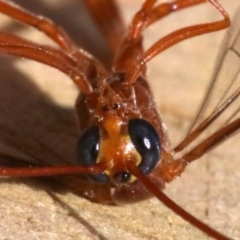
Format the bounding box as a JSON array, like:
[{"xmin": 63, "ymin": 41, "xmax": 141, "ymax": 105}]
[
  {"xmin": 82, "ymin": 0, "xmax": 125, "ymax": 55},
  {"xmin": 174, "ymin": 87, "xmax": 240, "ymax": 152},
  {"xmin": 161, "ymin": 117, "xmax": 240, "ymax": 194},
  {"xmin": 124, "ymin": 0, "xmax": 230, "ymax": 83},
  {"xmin": 127, "ymin": 0, "xmax": 206, "ymax": 43},
  {"xmin": 0, "ymin": 39, "xmax": 93, "ymax": 94},
  {"xmin": 146, "ymin": 0, "xmax": 205, "ymax": 26},
  {"xmin": 113, "ymin": 0, "xmax": 205, "ymax": 72},
  {"xmin": 0, "ymin": 1, "xmax": 109, "ymax": 94},
  {"xmin": 0, "ymin": 0, "xmax": 75, "ymax": 52},
  {"xmin": 182, "ymin": 118, "xmax": 240, "ymax": 163},
  {"xmin": 113, "ymin": 0, "xmax": 155, "ymax": 72}
]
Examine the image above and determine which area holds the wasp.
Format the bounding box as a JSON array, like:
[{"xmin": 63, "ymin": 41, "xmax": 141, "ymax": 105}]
[{"xmin": 0, "ymin": 0, "xmax": 239, "ymax": 239}]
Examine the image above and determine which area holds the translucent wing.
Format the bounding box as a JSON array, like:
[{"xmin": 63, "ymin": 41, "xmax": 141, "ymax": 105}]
[
  {"xmin": 0, "ymin": 57, "xmax": 78, "ymax": 167},
  {"xmin": 190, "ymin": 5, "xmax": 240, "ymax": 130},
  {"xmin": 175, "ymin": 6, "xmax": 240, "ymax": 154}
]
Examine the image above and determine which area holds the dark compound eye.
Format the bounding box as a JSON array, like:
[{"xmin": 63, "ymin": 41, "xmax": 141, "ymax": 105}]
[
  {"xmin": 128, "ymin": 119, "xmax": 161, "ymax": 175},
  {"xmin": 76, "ymin": 126, "xmax": 109, "ymax": 183}
]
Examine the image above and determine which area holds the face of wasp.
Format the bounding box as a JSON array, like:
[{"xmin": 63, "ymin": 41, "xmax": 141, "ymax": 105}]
[{"xmin": 77, "ymin": 112, "xmax": 161, "ymax": 185}]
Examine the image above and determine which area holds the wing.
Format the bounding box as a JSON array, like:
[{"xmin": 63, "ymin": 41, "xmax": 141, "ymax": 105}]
[
  {"xmin": 0, "ymin": 57, "xmax": 78, "ymax": 167},
  {"xmin": 175, "ymin": 6, "xmax": 240, "ymax": 156}
]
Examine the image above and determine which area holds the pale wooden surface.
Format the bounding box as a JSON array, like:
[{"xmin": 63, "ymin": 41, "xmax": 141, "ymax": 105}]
[{"xmin": 0, "ymin": 1, "xmax": 239, "ymax": 239}]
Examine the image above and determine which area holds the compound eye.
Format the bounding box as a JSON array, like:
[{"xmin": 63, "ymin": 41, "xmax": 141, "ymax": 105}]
[
  {"xmin": 128, "ymin": 119, "xmax": 161, "ymax": 175},
  {"xmin": 77, "ymin": 126, "xmax": 109, "ymax": 183}
]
